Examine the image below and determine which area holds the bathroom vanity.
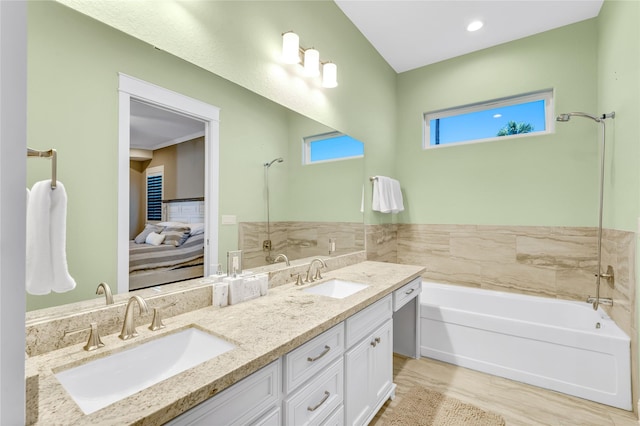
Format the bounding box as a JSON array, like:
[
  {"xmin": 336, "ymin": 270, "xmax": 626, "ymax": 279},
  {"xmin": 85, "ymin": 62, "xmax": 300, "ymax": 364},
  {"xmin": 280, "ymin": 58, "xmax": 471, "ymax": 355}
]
[{"xmin": 25, "ymin": 261, "xmax": 424, "ymax": 425}]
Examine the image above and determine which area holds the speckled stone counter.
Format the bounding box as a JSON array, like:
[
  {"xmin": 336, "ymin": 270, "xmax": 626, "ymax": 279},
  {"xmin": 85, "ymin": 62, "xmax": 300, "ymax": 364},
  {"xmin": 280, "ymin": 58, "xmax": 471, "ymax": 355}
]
[{"xmin": 27, "ymin": 261, "xmax": 424, "ymax": 425}]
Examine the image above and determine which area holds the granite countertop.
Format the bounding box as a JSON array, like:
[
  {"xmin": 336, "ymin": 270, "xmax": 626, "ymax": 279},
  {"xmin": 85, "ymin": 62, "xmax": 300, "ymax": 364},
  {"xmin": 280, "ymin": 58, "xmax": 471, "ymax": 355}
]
[{"xmin": 28, "ymin": 261, "xmax": 424, "ymax": 425}]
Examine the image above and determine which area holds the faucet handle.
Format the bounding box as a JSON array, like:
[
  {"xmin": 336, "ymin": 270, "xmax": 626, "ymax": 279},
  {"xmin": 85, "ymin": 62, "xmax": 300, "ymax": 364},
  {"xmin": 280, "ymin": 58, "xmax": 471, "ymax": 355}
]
[
  {"xmin": 148, "ymin": 302, "xmax": 177, "ymax": 331},
  {"xmin": 291, "ymin": 273, "xmax": 303, "ymax": 286},
  {"xmin": 149, "ymin": 308, "xmax": 165, "ymax": 331},
  {"xmin": 313, "ymin": 266, "xmax": 324, "ymax": 281},
  {"xmin": 64, "ymin": 322, "xmax": 105, "ymax": 351}
]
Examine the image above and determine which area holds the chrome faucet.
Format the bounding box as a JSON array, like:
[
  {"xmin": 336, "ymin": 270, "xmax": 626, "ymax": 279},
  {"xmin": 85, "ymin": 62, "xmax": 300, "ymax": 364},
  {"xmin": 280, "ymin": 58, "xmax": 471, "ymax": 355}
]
[
  {"xmin": 273, "ymin": 253, "xmax": 290, "ymax": 266},
  {"xmin": 96, "ymin": 282, "xmax": 114, "ymax": 305},
  {"xmin": 119, "ymin": 295, "xmax": 149, "ymax": 340},
  {"xmin": 305, "ymin": 258, "xmax": 327, "ymax": 283}
]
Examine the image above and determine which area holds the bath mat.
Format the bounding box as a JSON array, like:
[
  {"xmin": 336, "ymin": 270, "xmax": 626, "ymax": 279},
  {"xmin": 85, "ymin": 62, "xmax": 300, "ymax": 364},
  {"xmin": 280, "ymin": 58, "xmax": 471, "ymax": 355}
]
[{"xmin": 385, "ymin": 386, "xmax": 506, "ymax": 426}]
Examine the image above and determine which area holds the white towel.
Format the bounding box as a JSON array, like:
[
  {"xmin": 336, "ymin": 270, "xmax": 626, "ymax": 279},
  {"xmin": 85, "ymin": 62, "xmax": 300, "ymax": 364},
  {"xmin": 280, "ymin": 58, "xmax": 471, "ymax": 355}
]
[
  {"xmin": 26, "ymin": 180, "xmax": 76, "ymax": 295},
  {"xmin": 372, "ymin": 176, "xmax": 405, "ymax": 214}
]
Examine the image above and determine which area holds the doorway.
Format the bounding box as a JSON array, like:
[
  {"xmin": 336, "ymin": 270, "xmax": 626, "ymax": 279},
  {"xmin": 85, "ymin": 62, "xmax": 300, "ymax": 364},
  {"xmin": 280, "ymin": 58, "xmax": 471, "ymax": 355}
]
[{"xmin": 117, "ymin": 74, "xmax": 220, "ymax": 294}]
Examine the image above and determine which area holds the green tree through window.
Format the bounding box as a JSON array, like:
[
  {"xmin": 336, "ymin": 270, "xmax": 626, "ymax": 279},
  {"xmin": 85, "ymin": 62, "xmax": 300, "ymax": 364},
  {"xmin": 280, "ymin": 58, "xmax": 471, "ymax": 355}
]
[{"xmin": 496, "ymin": 121, "xmax": 534, "ymax": 136}]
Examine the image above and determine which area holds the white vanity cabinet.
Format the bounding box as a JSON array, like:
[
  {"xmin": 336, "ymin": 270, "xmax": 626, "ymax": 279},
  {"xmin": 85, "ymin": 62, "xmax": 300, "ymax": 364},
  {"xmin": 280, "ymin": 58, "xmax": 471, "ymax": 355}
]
[
  {"xmin": 344, "ymin": 295, "xmax": 394, "ymax": 426},
  {"xmin": 166, "ymin": 359, "xmax": 281, "ymax": 426},
  {"xmin": 166, "ymin": 278, "xmax": 421, "ymax": 426}
]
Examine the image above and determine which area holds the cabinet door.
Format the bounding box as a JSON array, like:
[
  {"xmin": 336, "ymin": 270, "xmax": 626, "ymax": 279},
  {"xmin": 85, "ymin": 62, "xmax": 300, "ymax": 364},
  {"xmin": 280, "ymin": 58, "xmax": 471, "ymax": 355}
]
[
  {"xmin": 370, "ymin": 319, "xmax": 393, "ymax": 405},
  {"xmin": 345, "ymin": 319, "xmax": 394, "ymax": 426},
  {"xmin": 344, "ymin": 338, "xmax": 371, "ymax": 426}
]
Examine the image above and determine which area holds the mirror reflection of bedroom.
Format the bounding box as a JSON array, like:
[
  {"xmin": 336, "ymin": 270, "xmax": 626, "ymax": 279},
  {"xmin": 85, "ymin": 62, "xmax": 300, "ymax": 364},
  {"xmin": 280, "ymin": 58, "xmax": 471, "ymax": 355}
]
[{"xmin": 128, "ymin": 99, "xmax": 206, "ymax": 291}]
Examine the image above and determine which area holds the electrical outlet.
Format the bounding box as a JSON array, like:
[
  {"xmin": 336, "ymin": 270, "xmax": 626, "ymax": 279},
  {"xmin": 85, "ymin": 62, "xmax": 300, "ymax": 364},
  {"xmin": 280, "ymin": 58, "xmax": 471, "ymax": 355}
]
[
  {"xmin": 263, "ymin": 240, "xmax": 272, "ymax": 251},
  {"xmin": 227, "ymin": 250, "xmax": 242, "ymax": 276}
]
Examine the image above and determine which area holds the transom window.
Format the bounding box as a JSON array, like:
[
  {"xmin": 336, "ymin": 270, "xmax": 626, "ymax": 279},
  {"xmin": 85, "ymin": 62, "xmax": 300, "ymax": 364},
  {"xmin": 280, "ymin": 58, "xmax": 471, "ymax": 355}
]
[
  {"xmin": 423, "ymin": 89, "xmax": 554, "ymax": 149},
  {"xmin": 303, "ymin": 131, "xmax": 364, "ymax": 164}
]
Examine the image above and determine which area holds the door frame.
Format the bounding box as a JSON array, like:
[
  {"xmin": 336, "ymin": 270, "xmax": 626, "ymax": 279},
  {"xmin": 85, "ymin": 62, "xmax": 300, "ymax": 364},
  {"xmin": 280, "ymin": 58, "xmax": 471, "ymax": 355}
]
[{"xmin": 117, "ymin": 73, "xmax": 219, "ymax": 294}]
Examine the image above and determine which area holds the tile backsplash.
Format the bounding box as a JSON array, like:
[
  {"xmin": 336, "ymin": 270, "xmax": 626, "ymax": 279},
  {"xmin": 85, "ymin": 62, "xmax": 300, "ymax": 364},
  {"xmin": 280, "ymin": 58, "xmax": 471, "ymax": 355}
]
[{"xmin": 239, "ymin": 221, "xmax": 364, "ymax": 269}]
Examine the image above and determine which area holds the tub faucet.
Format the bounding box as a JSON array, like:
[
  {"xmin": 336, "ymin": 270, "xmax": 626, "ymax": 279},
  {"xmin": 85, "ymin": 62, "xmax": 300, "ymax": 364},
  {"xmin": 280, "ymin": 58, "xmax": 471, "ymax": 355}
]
[
  {"xmin": 119, "ymin": 295, "xmax": 149, "ymax": 340},
  {"xmin": 273, "ymin": 253, "xmax": 290, "ymax": 266},
  {"xmin": 95, "ymin": 282, "xmax": 114, "ymax": 305},
  {"xmin": 305, "ymin": 258, "xmax": 327, "ymax": 283}
]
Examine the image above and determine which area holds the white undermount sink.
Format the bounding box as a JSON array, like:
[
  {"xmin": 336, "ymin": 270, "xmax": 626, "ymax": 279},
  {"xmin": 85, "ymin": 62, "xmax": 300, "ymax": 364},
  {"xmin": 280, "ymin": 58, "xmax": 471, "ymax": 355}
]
[
  {"xmin": 303, "ymin": 279, "xmax": 369, "ymax": 299},
  {"xmin": 55, "ymin": 327, "xmax": 235, "ymax": 414}
]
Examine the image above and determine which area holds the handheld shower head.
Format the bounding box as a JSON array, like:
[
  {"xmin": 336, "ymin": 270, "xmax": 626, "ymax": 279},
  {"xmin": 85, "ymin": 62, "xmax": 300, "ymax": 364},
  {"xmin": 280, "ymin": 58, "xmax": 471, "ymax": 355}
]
[
  {"xmin": 264, "ymin": 157, "xmax": 284, "ymax": 168},
  {"xmin": 556, "ymin": 112, "xmax": 603, "ymax": 123}
]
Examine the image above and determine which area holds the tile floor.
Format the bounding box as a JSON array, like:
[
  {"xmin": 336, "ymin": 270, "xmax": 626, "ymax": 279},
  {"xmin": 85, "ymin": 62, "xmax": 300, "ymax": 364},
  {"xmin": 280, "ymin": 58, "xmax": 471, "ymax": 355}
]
[{"xmin": 371, "ymin": 355, "xmax": 639, "ymax": 426}]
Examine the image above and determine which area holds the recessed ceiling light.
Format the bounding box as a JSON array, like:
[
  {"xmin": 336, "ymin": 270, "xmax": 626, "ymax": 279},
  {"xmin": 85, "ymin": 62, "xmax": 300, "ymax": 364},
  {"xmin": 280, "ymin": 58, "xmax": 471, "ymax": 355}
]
[{"xmin": 467, "ymin": 20, "xmax": 484, "ymax": 32}]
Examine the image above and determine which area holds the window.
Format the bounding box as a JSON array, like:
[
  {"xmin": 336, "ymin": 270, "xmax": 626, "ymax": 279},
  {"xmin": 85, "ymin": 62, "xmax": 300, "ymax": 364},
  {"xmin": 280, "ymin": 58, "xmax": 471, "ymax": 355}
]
[
  {"xmin": 303, "ymin": 131, "xmax": 364, "ymax": 164},
  {"xmin": 423, "ymin": 89, "xmax": 554, "ymax": 149},
  {"xmin": 146, "ymin": 166, "xmax": 164, "ymax": 222}
]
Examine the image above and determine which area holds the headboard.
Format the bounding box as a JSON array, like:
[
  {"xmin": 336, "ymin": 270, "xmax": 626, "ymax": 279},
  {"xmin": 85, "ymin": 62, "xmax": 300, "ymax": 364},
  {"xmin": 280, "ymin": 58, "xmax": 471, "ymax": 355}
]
[{"xmin": 162, "ymin": 198, "xmax": 205, "ymax": 224}]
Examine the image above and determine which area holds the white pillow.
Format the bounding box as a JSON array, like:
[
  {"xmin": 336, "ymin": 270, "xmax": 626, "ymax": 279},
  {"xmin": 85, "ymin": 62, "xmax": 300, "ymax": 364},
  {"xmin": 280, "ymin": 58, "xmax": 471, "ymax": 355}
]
[
  {"xmin": 145, "ymin": 232, "xmax": 166, "ymax": 246},
  {"xmin": 189, "ymin": 223, "xmax": 205, "ymax": 236}
]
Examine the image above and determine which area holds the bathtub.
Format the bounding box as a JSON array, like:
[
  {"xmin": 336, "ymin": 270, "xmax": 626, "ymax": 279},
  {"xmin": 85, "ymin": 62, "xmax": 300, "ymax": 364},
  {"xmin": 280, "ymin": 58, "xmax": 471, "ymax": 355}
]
[{"xmin": 419, "ymin": 281, "xmax": 631, "ymax": 410}]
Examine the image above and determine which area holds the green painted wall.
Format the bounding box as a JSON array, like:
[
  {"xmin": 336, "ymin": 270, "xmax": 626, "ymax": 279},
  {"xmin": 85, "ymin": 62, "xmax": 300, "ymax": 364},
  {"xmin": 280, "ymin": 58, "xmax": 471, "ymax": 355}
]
[
  {"xmin": 395, "ymin": 20, "xmax": 599, "ymax": 226},
  {"xmin": 597, "ymin": 0, "xmax": 640, "ymax": 233}
]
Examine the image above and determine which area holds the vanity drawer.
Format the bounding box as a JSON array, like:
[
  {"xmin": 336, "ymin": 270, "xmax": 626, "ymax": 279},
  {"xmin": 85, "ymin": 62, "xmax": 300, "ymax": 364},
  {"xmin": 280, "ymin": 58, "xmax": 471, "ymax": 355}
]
[
  {"xmin": 166, "ymin": 359, "xmax": 280, "ymax": 426},
  {"xmin": 284, "ymin": 323, "xmax": 344, "ymax": 394},
  {"xmin": 393, "ymin": 277, "xmax": 421, "ymax": 312},
  {"xmin": 250, "ymin": 406, "xmax": 281, "ymax": 426},
  {"xmin": 283, "ymin": 358, "xmax": 344, "ymax": 426},
  {"xmin": 320, "ymin": 405, "xmax": 344, "ymax": 426},
  {"xmin": 346, "ymin": 295, "xmax": 392, "ymax": 348}
]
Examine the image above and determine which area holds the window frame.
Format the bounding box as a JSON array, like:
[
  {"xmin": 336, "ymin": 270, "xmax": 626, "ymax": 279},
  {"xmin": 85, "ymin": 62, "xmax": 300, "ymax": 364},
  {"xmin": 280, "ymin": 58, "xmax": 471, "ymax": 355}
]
[
  {"xmin": 303, "ymin": 131, "xmax": 364, "ymax": 165},
  {"xmin": 423, "ymin": 89, "xmax": 555, "ymax": 149}
]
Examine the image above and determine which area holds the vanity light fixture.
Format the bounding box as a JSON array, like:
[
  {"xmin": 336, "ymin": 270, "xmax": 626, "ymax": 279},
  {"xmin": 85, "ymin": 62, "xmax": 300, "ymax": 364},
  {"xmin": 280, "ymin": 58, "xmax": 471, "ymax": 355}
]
[{"xmin": 281, "ymin": 31, "xmax": 338, "ymax": 88}]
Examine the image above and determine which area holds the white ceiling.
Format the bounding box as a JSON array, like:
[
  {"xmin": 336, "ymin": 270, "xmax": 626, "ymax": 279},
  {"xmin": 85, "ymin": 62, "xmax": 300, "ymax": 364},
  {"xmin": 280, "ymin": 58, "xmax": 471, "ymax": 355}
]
[
  {"xmin": 334, "ymin": 0, "xmax": 604, "ymax": 73},
  {"xmin": 130, "ymin": 100, "xmax": 205, "ymax": 150}
]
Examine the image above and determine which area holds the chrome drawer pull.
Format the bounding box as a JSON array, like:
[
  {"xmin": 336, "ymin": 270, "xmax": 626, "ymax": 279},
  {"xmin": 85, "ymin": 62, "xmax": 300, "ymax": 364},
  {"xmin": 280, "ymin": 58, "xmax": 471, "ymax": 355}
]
[
  {"xmin": 375, "ymin": 337, "xmax": 381, "ymax": 343},
  {"xmin": 405, "ymin": 288, "xmax": 415, "ymax": 295},
  {"xmin": 307, "ymin": 391, "xmax": 330, "ymax": 412},
  {"xmin": 307, "ymin": 345, "xmax": 331, "ymax": 362}
]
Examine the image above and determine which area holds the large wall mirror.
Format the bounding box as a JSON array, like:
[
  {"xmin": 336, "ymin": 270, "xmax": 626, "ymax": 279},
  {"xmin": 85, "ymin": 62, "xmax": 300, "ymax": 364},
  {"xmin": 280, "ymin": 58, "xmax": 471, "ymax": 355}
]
[{"xmin": 25, "ymin": 1, "xmax": 365, "ymax": 312}]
